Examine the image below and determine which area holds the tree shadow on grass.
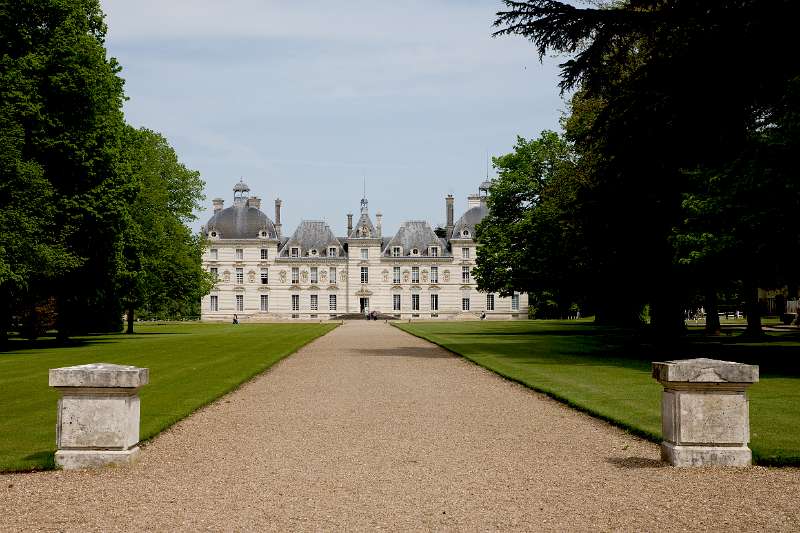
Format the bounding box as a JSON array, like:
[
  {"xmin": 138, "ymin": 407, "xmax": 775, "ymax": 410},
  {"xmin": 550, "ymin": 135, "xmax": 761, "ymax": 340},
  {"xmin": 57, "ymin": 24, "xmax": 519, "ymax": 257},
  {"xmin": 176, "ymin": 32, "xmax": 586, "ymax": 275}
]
[{"xmin": 0, "ymin": 331, "xmax": 190, "ymax": 355}]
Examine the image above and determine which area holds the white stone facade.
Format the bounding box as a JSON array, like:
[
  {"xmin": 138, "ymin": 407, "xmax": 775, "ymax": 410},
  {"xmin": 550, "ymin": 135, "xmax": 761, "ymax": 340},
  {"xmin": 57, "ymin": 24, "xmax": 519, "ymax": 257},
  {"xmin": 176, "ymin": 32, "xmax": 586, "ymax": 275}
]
[{"xmin": 201, "ymin": 181, "xmax": 528, "ymax": 321}]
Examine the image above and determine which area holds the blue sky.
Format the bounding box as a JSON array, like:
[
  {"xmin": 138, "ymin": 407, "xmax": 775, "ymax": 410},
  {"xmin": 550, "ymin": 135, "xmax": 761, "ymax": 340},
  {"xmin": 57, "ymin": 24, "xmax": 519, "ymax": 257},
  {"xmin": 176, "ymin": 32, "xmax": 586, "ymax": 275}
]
[{"xmin": 102, "ymin": 0, "xmax": 566, "ymax": 235}]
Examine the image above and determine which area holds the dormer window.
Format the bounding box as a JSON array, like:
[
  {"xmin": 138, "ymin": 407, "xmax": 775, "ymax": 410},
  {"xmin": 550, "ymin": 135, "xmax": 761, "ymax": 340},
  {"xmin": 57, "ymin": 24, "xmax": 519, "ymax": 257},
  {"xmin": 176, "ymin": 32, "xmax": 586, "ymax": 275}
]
[
  {"xmin": 209, "ymin": 231, "xmax": 218, "ymax": 238},
  {"xmin": 391, "ymin": 246, "xmax": 401, "ymax": 257},
  {"xmin": 310, "ymin": 249, "xmax": 318, "ymax": 257},
  {"xmin": 462, "ymin": 229, "xmax": 470, "ymax": 237},
  {"xmin": 411, "ymin": 248, "xmax": 419, "ymax": 256},
  {"xmin": 430, "ymin": 246, "xmax": 439, "ymax": 257},
  {"xmin": 290, "ymin": 247, "xmax": 299, "ymax": 258},
  {"xmin": 328, "ymin": 247, "xmax": 337, "ymax": 257}
]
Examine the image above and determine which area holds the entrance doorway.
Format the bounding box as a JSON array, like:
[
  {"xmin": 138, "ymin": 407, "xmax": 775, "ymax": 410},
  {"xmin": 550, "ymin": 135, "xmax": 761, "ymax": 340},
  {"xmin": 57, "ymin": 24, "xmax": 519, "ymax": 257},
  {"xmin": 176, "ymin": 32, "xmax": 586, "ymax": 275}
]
[{"xmin": 360, "ymin": 297, "xmax": 369, "ymax": 314}]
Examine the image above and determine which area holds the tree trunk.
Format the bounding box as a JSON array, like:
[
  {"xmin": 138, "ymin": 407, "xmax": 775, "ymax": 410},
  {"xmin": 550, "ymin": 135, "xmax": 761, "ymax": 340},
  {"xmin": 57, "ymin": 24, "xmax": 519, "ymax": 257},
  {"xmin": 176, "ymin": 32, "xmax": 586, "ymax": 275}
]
[
  {"xmin": 743, "ymin": 280, "xmax": 763, "ymax": 337},
  {"xmin": 704, "ymin": 287, "xmax": 721, "ymax": 335},
  {"xmin": 126, "ymin": 306, "xmax": 135, "ymax": 334}
]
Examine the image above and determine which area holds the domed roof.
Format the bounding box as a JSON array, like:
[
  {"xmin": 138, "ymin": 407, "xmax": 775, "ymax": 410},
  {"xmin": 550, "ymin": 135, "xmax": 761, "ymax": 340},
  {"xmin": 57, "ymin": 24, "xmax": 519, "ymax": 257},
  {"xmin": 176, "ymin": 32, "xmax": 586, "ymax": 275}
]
[
  {"xmin": 206, "ymin": 204, "xmax": 277, "ymax": 240},
  {"xmin": 451, "ymin": 204, "xmax": 488, "ymax": 240}
]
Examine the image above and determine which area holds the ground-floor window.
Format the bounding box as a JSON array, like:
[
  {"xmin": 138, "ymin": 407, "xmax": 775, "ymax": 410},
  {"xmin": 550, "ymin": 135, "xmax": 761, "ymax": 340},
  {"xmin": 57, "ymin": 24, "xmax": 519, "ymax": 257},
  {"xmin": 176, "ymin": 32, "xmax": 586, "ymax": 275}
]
[
  {"xmin": 310, "ymin": 294, "xmax": 318, "ymax": 311},
  {"xmin": 291, "ymin": 294, "xmax": 299, "ymax": 311},
  {"xmin": 462, "ymin": 297, "xmax": 470, "ymax": 311},
  {"xmin": 486, "ymin": 294, "xmax": 495, "ymax": 311},
  {"xmin": 393, "ymin": 294, "xmax": 401, "ymax": 311},
  {"xmin": 210, "ymin": 295, "xmax": 218, "ymax": 311},
  {"xmin": 411, "ymin": 294, "xmax": 420, "ymax": 311},
  {"xmin": 260, "ymin": 294, "xmax": 268, "ymax": 311},
  {"xmin": 329, "ymin": 294, "xmax": 337, "ymax": 311},
  {"xmin": 512, "ymin": 293, "xmax": 520, "ymax": 311},
  {"xmin": 236, "ymin": 294, "xmax": 244, "ymax": 311},
  {"xmin": 430, "ymin": 294, "xmax": 438, "ymax": 311}
]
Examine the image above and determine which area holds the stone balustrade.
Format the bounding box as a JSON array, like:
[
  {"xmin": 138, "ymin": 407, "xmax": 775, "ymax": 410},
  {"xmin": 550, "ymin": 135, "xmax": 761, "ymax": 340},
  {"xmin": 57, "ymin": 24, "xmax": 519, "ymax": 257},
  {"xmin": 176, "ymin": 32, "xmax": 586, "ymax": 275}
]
[
  {"xmin": 49, "ymin": 363, "xmax": 149, "ymax": 469},
  {"xmin": 652, "ymin": 358, "xmax": 758, "ymax": 467}
]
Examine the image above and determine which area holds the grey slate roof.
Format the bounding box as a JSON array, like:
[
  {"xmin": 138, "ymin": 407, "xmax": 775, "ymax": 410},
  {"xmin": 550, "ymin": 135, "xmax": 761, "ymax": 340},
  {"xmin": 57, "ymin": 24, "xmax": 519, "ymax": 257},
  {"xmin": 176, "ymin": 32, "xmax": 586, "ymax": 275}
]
[
  {"xmin": 451, "ymin": 204, "xmax": 488, "ymax": 240},
  {"xmin": 279, "ymin": 220, "xmax": 343, "ymax": 257},
  {"xmin": 206, "ymin": 205, "xmax": 277, "ymax": 239},
  {"xmin": 348, "ymin": 212, "xmax": 376, "ymax": 239},
  {"xmin": 383, "ymin": 220, "xmax": 450, "ymax": 257}
]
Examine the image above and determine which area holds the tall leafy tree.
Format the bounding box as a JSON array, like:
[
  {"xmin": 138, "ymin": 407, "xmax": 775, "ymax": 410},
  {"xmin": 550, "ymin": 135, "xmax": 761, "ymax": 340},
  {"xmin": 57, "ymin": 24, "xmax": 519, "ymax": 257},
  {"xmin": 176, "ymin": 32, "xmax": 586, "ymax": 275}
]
[
  {"xmin": 474, "ymin": 131, "xmax": 587, "ymax": 318},
  {"xmin": 118, "ymin": 127, "xmax": 213, "ymax": 333},
  {"xmin": 0, "ymin": 0, "xmax": 131, "ymax": 339},
  {"xmin": 494, "ymin": 0, "xmax": 800, "ymax": 334}
]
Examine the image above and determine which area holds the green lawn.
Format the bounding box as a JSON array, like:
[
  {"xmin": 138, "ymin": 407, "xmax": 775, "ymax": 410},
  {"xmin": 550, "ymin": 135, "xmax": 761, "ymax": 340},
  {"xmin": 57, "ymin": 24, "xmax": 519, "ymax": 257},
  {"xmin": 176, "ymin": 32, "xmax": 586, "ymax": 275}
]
[
  {"xmin": 396, "ymin": 320, "xmax": 800, "ymax": 466},
  {"xmin": 0, "ymin": 322, "xmax": 336, "ymax": 472}
]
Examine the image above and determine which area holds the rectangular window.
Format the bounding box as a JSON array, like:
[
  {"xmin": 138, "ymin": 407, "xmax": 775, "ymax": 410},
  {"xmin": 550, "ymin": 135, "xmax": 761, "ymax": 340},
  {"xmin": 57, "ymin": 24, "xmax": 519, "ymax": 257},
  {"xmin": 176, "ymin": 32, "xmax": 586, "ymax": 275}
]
[
  {"xmin": 291, "ymin": 294, "xmax": 299, "ymax": 311},
  {"xmin": 412, "ymin": 294, "xmax": 420, "ymax": 311},
  {"xmin": 236, "ymin": 267, "xmax": 244, "ymax": 284},
  {"xmin": 393, "ymin": 294, "xmax": 401, "ymax": 311},
  {"xmin": 392, "ymin": 246, "xmax": 401, "ymax": 257},
  {"xmin": 411, "ymin": 267, "xmax": 419, "ymax": 284},
  {"xmin": 512, "ymin": 293, "xmax": 520, "ymax": 311},
  {"xmin": 235, "ymin": 248, "xmax": 243, "ymax": 261},
  {"xmin": 486, "ymin": 294, "xmax": 495, "ymax": 311},
  {"xmin": 210, "ymin": 295, "xmax": 218, "ymax": 311},
  {"xmin": 310, "ymin": 294, "xmax": 318, "ymax": 311},
  {"xmin": 360, "ymin": 248, "xmax": 368, "ymax": 260},
  {"xmin": 260, "ymin": 268, "xmax": 268, "ymax": 284},
  {"xmin": 360, "ymin": 266, "xmax": 368, "ymax": 284},
  {"xmin": 210, "ymin": 267, "xmax": 218, "ymax": 279},
  {"xmin": 236, "ymin": 294, "xmax": 244, "ymax": 311},
  {"xmin": 210, "ymin": 248, "xmax": 218, "ymax": 260},
  {"xmin": 462, "ymin": 297, "xmax": 470, "ymax": 311},
  {"xmin": 260, "ymin": 294, "xmax": 269, "ymax": 311},
  {"xmin": 329, "ymin": 294, "xmax": 337, "ymax": 311},
  {"xmin": 430, "ymin": 246, "xmax": 438, "ymax": 257},
  {"xmin": 462, "ymin": 266, "xmax": 470, "ymax": 284},
  {"xmin": 291, "ymin": 267, "xmax": 299, "ymax": 284},
  {"xmin": 310, "ymin": 267, "xmax": 318, "ymax": 284},
  {"xmin": 430, "ymin": 266, "xmax": 438, "ymax": 284},
  {"xmin": 260, "ymin": 248, "xmax": 268, "ymax": 260},
  {"xmin": 430, "ymin": 294, "xmax": 438, "ymax": 311},
  {"xmin": 328, "ymin": 247, "xmax": 337, "ymax": 257},
  {"xmin": 393, "ymin": 266, "xmax": 401, "ymax": 284},
  {"xmin": 291, "ymin": 247, "xmax": 299, "ymax": 258},
  {"xmin": 329, "ymin": 267, "xmax": 337, "ymax": 285},
  {"xmin": 462, "ymin": 247, "xmax": 470, "ymax": 259}
]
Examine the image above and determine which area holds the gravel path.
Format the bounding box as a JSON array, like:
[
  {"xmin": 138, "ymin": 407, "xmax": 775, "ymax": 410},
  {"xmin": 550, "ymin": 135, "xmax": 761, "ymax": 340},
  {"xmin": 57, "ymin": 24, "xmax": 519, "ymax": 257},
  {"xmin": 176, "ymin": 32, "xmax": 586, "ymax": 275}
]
[{"xmin": 2, "ymin": 322, "xmax": 799, "ymax": 531}]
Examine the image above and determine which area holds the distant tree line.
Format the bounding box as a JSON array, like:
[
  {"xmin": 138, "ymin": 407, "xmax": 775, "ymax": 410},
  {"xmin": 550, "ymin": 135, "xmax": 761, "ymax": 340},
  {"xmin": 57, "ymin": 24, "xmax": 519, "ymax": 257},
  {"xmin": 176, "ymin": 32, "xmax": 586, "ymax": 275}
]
[
  {"xmin": 0, "ymin": 1, "xmax": 212, "ymax": 342},
  {"xmin": 475, "ymin": 0, "xmax": 800, "ymax": 336}
]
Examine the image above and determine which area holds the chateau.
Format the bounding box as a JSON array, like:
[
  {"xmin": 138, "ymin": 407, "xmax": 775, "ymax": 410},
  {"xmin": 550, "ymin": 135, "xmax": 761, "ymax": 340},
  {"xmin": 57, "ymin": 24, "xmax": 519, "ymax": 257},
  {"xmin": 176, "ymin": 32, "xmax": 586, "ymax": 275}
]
[{"xmin": 200, "ymin": 181, "xmax": 528, "ymax": 321}]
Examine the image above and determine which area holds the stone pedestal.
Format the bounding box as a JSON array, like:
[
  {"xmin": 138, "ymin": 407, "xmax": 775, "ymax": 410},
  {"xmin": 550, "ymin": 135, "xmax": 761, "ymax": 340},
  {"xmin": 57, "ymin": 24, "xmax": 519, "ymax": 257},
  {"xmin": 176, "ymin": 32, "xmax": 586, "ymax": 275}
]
[
  {"xmin": 652, "ymin": 358, "xmax": 758, "ymax": 467},
  {"xmin": 49, "ymin": 363, "xmax": 149, "ymax": 469}
]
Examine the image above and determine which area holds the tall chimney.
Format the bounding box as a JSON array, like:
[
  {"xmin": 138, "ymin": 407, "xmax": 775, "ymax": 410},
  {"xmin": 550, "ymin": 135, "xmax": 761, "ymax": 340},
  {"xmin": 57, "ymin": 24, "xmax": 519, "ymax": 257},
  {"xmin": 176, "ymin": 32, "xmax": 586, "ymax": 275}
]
[
  {"xmin": 274, "ymin": 198, "xmax": 282, "ymax": 238},
  {"xmin": 445, "ymin": 195, "xmax": 454, "ymax": 236},
  {"xmin": 347, "ymin": 213, "xmax": 353, "ymax": 235},
  {"xmin": 248, "ymin": 196, "xmax": 261, "ymax": 209},
  {"xmin": 213, "ymin": 198, "xmax": 224, "ymax": 213},
  {"xmin": 376, "ymin": 212, "xmax": 382, "ymax": 238}
]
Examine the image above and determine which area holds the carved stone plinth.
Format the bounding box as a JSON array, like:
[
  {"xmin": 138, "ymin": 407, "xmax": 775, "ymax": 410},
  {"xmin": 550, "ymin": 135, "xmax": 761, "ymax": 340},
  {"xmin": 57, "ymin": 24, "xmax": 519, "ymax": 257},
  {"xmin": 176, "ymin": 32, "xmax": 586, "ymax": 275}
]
[
  {"xmin": 49, "ymin": 363, "xmax": 149, "ymax": 469},
  {"xmin": 652, "ymin": 358, "xmax": 758, "ymax": 467}
]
